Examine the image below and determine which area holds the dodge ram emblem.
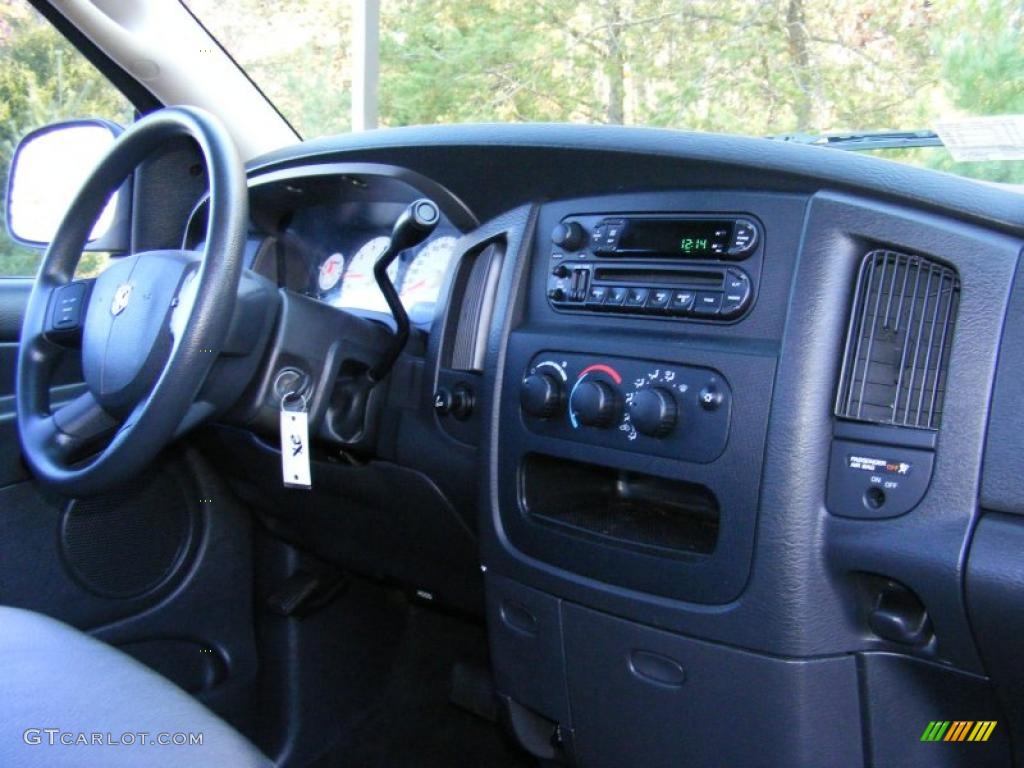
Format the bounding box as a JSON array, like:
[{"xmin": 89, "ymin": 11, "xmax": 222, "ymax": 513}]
[{"xmin": 110, "ymin": 282, "xmax": 133, "ymax": 316}]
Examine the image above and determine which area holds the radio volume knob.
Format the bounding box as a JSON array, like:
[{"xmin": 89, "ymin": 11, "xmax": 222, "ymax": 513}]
[
  {"xmin": 629, "ymin": 387, "xmax": 678, "ymax": 438},
  {"xmin": 551, "ymin": 222, "xmax": 585, "ymax": 251},
  {"xmin": 521, "ymin": 373, "xmax": 564, "ymax": 419},
  {"xmin": 571, "ymin": 380, "xmax": 619, "ymax": 427}
]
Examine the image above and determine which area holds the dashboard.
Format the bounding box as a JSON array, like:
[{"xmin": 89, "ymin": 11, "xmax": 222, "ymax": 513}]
[{"xmin": 171, "ymin": 123, "xmax": 1024, "ymax": 768}]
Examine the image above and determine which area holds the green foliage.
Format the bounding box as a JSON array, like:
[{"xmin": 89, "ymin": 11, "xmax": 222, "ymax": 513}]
[
  {"xmin": 0, "ymin": 0, "xmax": 132, "ymax": 277},
  {"xmin": 2, "ymin": 0, "xmax": 1023, "ymax": 282},
  {"xmin": 186, "ymin": 0, "xmax": 354, "ymax": 135},
  {"xmin": 377, "ymin": 0, "xmax": 947, "ymax": 135},
  {"xmin": 942, "ymin": 0, "xmax": 1024, "ymax": 116},
  {"xmin": 379, "ymin": 0, "xmax": 582, "ymax": 125},
  {"xmin": 922, "ymin": 0, "xmax": 1024, "ymax": 182}
]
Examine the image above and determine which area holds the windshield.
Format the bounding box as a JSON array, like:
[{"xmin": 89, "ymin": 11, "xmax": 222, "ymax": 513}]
[{"xmin": 186, "ymin": 0, "xmax": 1024, "ymax": 183}]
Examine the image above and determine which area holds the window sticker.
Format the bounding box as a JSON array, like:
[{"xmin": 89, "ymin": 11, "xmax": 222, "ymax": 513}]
[{"xmin": 934, "ymin": 115, "xmax": 1024, "ymax": 162}]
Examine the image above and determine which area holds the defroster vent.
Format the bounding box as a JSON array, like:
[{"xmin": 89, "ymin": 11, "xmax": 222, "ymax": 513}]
[{"xmin": 836, "ymin": 250, "xmax": 959, "ymax": 430}]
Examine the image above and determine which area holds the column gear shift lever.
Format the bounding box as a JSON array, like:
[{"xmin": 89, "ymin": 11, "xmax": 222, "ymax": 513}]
[{"xmin": 368, "ymin": 198, "xmax": 440, "ymax": 382}]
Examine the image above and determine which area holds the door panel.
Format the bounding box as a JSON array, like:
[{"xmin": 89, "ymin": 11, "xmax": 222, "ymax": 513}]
[
  {"xmin": 0, "ymin": 276, "xmax": 258, "ymax": 730},
  {"xmin": 0, "ymin": 278, "xmax": 86, "ymax": 485}
]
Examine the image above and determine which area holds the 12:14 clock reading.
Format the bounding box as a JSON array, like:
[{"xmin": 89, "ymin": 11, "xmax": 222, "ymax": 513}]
[
  {"xmin": 617, "ymin": 218, "xmax": 732, "ymax": 257},
  {"xmin": 680, "ymin": 237, "xmax": 710, "ymax": 254}
]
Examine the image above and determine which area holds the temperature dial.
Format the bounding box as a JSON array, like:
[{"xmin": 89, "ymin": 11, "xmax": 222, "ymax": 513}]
[
  {"xmin": 629, "ymin": 387, "xmax": 678, "ymax": 438},
  {"xmin": 521, "ymin": 373, "xmax": 564, "ymax": 419},
  {"xmin": 571, "ymin": 380, "xmax": 620, "ymax": 428}
]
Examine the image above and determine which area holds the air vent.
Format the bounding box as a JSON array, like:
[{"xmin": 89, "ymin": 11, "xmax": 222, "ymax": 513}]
[
  {"xmin": 446, "ymin": 241, "xmax": 504, "ymax": 372},
  {"xmin": 836, "ymin": 250, "xmax": 959, "ymax": 430}
]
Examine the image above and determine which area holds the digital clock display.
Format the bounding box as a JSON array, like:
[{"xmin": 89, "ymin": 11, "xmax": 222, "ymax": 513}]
[
  {"xmin": 616, "ymin": 219, "xmax": 733, "ymax": 257},
  {"xmin": 680, "ymin": 237, "xmax": 710, "ymax": 253}
]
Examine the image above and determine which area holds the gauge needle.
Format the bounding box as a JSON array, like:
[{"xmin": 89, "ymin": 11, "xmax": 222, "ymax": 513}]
[{"xmin": 404, "ymin": 279, "xmax": 427, "ymax": 293}]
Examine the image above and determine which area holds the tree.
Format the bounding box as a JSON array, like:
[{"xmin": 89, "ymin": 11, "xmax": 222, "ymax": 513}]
[
  {"xmin": 3, "ymin": 0, "xmax": 1023, "ymax": 265},
  {"xmin": 924, "ymin": 0, "xmax": 1024, "ymax": 182},
  {"xmin": 0, "ymin": 0, "xmax": 132, "ymax": 276}
]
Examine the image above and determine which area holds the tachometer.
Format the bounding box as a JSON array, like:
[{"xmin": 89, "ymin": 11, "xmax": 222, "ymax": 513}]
[
  {"xmin": 317, "ymin": 252, "xmax": 345, "ymax": 294},
  {"xmin": 400, "ymin": 235, "xmax": 458, "ymax": 311},
  {"xmin": 336, "ymin": 236, "xmax": 397, "ymax": 312}
]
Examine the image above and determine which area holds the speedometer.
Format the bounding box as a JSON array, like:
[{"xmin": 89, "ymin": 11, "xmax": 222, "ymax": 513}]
[
  {"xmin": 336, "ymin": 236, "xmax": 397, "ymax": 312},
  {"xmin": 401, "ymin": 236, "xmax": 458, "ymax": 311}
]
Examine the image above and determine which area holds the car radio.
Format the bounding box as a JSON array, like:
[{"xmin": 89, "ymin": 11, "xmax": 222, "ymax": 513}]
[{"xmin": 546, "ymin": 214, "xmax": 761, "ymax": 320}]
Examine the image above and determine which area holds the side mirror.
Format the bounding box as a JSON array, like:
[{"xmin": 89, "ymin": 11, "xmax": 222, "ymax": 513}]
[{"xmin": 6, "ymin": 119, "xmax": 125, "ymax": 248}]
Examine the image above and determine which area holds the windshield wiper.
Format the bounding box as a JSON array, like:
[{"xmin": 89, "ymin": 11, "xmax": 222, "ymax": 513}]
[{"xmin": 768, "ymin": 129, "xmax": 942, "ymax": 152}]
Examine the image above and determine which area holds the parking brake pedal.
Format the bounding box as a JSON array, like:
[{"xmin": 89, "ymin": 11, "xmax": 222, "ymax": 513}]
[
  {"xmin": 266, "ymin": 567, "xmax": 348, "ymax": 618},
  {"xmin": 449, "ymin": 660, "xmax": 499, "ymax": 722}
]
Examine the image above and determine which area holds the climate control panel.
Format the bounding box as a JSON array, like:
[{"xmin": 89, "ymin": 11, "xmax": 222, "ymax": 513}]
[{"xmin": 520, "ymin": 352, "xmax": 732, "ymax": 463}]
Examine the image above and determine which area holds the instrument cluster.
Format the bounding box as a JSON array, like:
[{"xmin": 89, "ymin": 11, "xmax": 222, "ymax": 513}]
[
  {"xmin": 250, "ymin": 202, "xmax": 462, "ymax": 326},
  {"xmin": 310, "ymin": 231, "xmax": 460, "ymax": 323}
]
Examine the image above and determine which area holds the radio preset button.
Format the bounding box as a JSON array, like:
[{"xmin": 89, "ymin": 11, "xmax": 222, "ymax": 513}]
[
  {"xmin": 669, "ymin": 290, "xmax": 696, "ymax": 313},
  {"xmin": 692, "ymin": 291, "xmax": 723, "ymax": 315},
  {"xmin": 646, "ymin": 289, "xmax": 672, "ymax": 311},
  {"xmin": 606, "ymin": 286, "xmax": 628, "ymax": 306},
  {"xmin": 586, "ymin": 285, "xmax": 609, "ymax": 306},
  {"xmin": 624, "ymin": 287, "xmax": 649, "ymax": 308}
]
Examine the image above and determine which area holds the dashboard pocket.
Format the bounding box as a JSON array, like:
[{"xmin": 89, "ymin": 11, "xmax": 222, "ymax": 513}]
[{"xmin": 520, "ymin": 453, "xmax": 719, "ymax": 557}]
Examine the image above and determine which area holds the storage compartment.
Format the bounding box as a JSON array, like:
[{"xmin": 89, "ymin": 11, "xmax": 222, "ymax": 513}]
[
  {"xmin": 859, "ymin": 652, "xmax": 1009, "ymax": 768},
  {"xmin": 966, "ymin": 513, "xmax": 1024, "ymax": 763},
  {"xmin": 485, "ymin": 573, "xmax": 570, "ymax": 727},
  {"xmin": 563, "ymin": 603, "xmax": 863, "ymax": 768},
  {"xmin": 520, "ymin": 453, "xmax": 719, "ymax": 556}
]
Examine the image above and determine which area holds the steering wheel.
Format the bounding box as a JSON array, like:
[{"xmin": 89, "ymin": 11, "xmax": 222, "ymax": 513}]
[{"xmin": 17, "ymin": 106, "xmax": 248, "ymax": 496}]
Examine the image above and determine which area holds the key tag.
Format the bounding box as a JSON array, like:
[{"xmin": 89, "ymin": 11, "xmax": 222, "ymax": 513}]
[{"xmin": 280, "ymin": 391, "xmax": 312, "ymax": 489}]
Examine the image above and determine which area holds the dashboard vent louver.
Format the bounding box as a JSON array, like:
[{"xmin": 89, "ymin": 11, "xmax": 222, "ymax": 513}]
[
  {"xmin": 447, "ymin": 242, "xmax": 504, "ymax": 372},
  {"xmin": 836, "ymin": 249, "xmax": 959, "ymax": 430}
]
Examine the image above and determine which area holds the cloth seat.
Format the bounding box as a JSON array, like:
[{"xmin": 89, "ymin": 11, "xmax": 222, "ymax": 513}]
[{"xmin": 0, "ymin": 606, "xmax": 272, "ymax": 767}]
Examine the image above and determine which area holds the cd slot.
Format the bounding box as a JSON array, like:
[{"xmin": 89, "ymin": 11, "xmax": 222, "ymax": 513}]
[{"xmin": 593, "ymin": 267, "xmax": 724, "ymax": 288}]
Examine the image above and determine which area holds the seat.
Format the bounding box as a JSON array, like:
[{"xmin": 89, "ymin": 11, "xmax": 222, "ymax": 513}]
[{"xmin": 0, "ymin": 606, "xmax": 272, "ymax": 767}]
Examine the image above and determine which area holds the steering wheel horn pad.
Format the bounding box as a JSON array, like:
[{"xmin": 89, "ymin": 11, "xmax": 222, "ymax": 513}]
[{"xmin": 83, "ymin": 251, "xmax": 197, "ymax": 415}]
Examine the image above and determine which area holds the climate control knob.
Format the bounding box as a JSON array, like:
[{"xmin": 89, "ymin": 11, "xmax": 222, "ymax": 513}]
[
  {"xmin": 571, "ymin": 380, "xmax": 619, "ymax": 428},
  {"xmin": 629, "ymin": 387, "xmax": 678, "ymax": 438},
  {"xmin": 520, "ymin": 373, "xmax": 564, "ymax": 419}
]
